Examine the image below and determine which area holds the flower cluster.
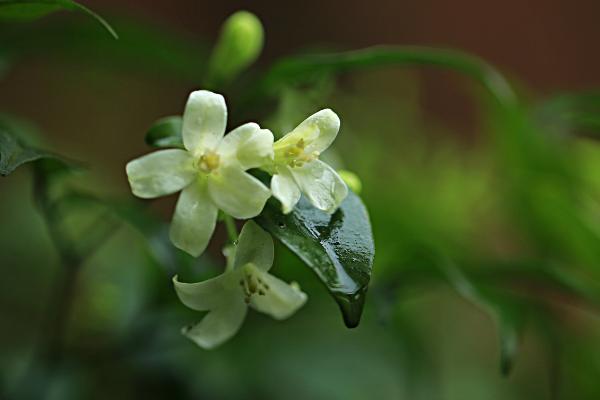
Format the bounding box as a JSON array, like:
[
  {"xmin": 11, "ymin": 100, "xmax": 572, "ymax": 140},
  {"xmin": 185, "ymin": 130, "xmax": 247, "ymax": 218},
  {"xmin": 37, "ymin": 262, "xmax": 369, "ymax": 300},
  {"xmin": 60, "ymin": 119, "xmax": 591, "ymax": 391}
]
[
  {"xmin": 125, "ymin": 89, "xmax": 347, "ymax": 348},
  {"xmin": 126, "ymin": 90, "xmax": 348, "ymax": 256}
]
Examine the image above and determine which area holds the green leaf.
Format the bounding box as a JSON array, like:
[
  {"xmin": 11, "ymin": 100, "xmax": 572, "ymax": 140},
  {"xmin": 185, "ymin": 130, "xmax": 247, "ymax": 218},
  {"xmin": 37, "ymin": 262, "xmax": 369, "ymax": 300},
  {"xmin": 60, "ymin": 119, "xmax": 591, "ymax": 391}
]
[
  {"xmin": 535, "ymin": 91, "xmax": 600, "ymax": 139},
  {"xmin": 0, "ymin": 128, "xmax": 73, "ymax": 176},
  {"xmin": 0, "ymin": 0, "xmax": 118, "ymax": 39},
  {"xmin": 0, "ymin": 129, "xmax": 46, "ymax": 176},
  {"xmin": 255, "ymin": 191, "xmax": 375, "ymax": 328},
  {"xmin": 0, "ymin": 115, "xmax": 78, "ymax": 176},
  {"xmin": 253, "ymin": 46, "xmax": 515, "ymax": 107},
  {"xmin": 145, "ymin": 116, "xmax": 184, "ymax": 149},
  {"xmin": 441, "ymin": 263, "xmax": 525, "ymax": 376},
  {"xmin": 0, "ymin": 18, "xmax": 207, "ymax": 81},
  {"xmin": 235, "ymin": 46, "xmax": 518, "ymax": 124},
  {"xmin": 55, "ymin": 190, "xmax": 196, "ymax": 275}
]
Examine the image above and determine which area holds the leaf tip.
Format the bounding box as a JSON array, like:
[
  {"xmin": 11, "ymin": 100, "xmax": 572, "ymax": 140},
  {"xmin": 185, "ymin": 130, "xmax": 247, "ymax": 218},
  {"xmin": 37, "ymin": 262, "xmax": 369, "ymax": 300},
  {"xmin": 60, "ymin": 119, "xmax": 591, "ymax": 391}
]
[{"xmin": 335, "ymin": 288, "xmax": 367, "ymax": 328}]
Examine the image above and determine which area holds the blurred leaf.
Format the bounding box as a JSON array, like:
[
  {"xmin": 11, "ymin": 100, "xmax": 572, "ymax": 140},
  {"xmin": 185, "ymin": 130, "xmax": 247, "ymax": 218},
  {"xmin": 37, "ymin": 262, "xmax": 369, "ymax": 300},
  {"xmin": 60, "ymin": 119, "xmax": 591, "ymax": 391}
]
[
  {"xmin": 489, "ymin": 102, "xmax": 600, "ymax": 271},
  {"xmin": 0, "ymin": 18, "xmax": 207, "ymax": 81},
  {"xmin": 0, "ymin": 0, "xmax": 118, "ymax": 39},
  {"xmin": 0, "ymin": 128, "xmax": 72, "ymax": 176},
  {"xmin": 255, "ymin": 191, "xmax": 375, "ymax": 328},
  {"xmin": 0, "ymin": 129, "xmax": 49, "ymax": 176},
  {"xmin": 476, "ymin": 260, "xmax": 600, "ymax": 313},
  {"xmin": 252, "ymin": 46, "xmax": 515, "ymax": 108},
  {"xmin": 205, "ymin": 10, "xmax": 264, "ymax": 88},
  {"xmin": 145, "ymin": 116, "xmax": 184, "ymax": 149},
  {"xmin": 108, "ymin": 199, "xmax": 189, "ymax": 276},
  {"xmin": 535, "ymin": 91, "xmax": 600, "ymax": 138},
  {"xmin": 56, "ymin": 191, "xmax": 193, "ymax": 276},
  {"xmin": 441, "ymin": 262, "xmax": 525, "ymax": 376}
]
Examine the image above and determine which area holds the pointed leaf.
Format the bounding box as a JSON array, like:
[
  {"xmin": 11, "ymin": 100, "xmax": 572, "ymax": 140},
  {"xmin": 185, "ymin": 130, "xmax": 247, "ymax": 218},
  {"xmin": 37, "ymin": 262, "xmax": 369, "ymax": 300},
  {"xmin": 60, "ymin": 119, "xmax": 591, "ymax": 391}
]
[
  {"xmin": 255, "ymin": 191, "xmax": 374, "ymax": 328},
  {"xmin": 0, "ymin": 129, "xmax": 73, "ymax": 176}
]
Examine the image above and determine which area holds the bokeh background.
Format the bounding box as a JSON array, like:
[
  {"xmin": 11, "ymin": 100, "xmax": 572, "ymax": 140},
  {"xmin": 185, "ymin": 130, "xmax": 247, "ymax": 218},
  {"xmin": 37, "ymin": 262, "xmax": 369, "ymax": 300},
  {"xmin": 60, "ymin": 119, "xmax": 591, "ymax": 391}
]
[{"xmin": 2, "ymin": 1, "xmax": 600, "ymax": 399}]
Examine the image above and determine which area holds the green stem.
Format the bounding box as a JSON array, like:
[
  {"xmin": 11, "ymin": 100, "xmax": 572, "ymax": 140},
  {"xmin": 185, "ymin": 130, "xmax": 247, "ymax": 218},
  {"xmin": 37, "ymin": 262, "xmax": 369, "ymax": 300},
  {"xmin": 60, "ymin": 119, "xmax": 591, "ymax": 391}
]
[
  {"xmin": 223, "ymin": 214, "xmax": 238, "ymax": 243},
  {"xmin": 32, "ymin": 166, "xmax": 82, "ymax": 364}
]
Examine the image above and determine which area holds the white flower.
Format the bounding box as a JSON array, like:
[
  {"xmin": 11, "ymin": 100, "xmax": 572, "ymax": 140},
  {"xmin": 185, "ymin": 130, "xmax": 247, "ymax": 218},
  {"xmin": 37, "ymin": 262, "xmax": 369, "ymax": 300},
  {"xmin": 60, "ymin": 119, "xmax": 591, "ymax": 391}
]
[
  {"xmin": 269, "ymin": 109, "xmax": 348, "ymax": 214},
  {"xmin": 126, "ymin": 90, "xmax": 273, "ymax": 256},
  {"xmin": 173, "ymin": 221, "xmax": 307, "ymax": 349}
]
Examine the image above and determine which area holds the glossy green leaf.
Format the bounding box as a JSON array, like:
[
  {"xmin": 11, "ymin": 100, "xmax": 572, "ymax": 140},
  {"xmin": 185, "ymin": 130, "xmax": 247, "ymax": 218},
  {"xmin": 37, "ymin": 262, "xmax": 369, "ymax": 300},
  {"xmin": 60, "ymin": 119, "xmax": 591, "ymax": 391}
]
[
  {"xmin": 0, "ymin": 0, "xmax": 118, "ymax": 39},
  {"xmin": 145, "ymin": 116, "xmax": 184, "ymax": 149},
  {"xmin": 441, "ymin": 263, "xmax": 525, "ymax": 376},
  {"xmin": 255, "ymin": 191, "xmax": 374, "ymax": 328}
]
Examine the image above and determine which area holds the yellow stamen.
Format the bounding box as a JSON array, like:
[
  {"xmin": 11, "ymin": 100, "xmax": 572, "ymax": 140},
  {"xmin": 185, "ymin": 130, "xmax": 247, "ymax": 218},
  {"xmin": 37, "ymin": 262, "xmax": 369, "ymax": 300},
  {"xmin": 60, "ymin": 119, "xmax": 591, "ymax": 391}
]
[
  {"xmin": 274, "ymin": 138, "xmax": 319, "ymax": 169},
  {"xmin": 240, "ymin": 267, "xmax": 270, "ymax": 301},
  {"xmin": 197, "ymin": 151, "xmax": 220, "ymax": 172}
]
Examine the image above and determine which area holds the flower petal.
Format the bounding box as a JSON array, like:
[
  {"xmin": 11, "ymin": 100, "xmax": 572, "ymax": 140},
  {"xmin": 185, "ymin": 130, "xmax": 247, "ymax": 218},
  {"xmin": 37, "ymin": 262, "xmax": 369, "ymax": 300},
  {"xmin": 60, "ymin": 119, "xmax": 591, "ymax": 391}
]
[
  {"xmin": 173, "ymin": 274, "xmax": 233, "ymax": 311},
  {"xmin": 290, "ymin": 160, "xmax": 348, "ymax": 214},
  {"xmin": 173, "ymin": 273, "xmax": 234, "ymax": 311},
  {"xmin": 182, "ymin": 90, "xmax": 227, "ymax": 154},
  {"xmin": 249, "ymin": 268, "xmax": 307, "ymax": 320},
  {"xmin": 271, "ymin": 168, "xmax": 301, "ymax": 214},
  {"xmin": 276, "ymin": 109, "xmax": 340, "ymax": 154},
  {"xmin": 233, "ymin": 221, "xmax": 274, "ymax": 271},
  {"xmin": 208, "ymin": 167, "xmax": 270, "ymax": 219},
  {"xmin": 125, "ymin": 149, "xmax": 195, "ymax": 199},
  {"xmin": 182, "ymin": 298, "xmax": 247, "ymax": 349},
  {"xmin": 169, "ymin": 180, "xmax": 218, "ymax": 257},
  {"xmin": 217, "ymin": 123, "xmax": 274, "ymax": 169}
]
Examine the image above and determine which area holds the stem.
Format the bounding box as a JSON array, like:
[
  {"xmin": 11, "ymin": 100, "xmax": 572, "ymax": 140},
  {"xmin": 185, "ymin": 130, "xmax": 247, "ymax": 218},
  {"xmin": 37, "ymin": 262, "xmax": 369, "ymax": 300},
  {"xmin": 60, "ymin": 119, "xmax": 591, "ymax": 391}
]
[
  {"xmin": 32, "ymin": 167, "xmax": 83, "ymax": 364},
  {"xmin": 223, "ymin": 214, "xmax": 238, "ymax": 243}
]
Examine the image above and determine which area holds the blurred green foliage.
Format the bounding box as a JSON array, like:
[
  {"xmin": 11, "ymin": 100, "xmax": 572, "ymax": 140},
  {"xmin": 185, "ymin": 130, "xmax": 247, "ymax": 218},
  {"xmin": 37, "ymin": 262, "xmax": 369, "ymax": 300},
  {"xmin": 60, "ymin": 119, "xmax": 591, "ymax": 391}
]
[
  {"xmin": 2, "ymin": 5, "xmax": 600, "ymax": 400},
  {"xmin": 0, "ymin": 0, "xmax": 117, "ymax": 38}
]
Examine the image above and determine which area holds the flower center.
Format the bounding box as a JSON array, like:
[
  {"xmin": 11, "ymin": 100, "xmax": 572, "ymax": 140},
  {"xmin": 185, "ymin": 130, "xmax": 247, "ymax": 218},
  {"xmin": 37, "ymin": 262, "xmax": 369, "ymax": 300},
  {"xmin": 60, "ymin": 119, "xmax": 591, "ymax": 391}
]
[
  {"xmin": 274, "ymin": 138, "xmax": 319, "ymax": 168},
  {"xmin": 238, "ymin": 268, "xmax": 270, "ymax": 304},
  {"xmin": 196, "ymin": 151, "xmax": 220, "ymax": 173}
]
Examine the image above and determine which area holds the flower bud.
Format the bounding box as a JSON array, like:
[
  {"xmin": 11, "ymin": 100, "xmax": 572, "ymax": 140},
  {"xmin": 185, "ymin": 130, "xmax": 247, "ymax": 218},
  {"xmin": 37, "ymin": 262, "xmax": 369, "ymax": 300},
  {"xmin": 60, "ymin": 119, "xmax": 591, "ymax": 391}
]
[
  {"xmin": 206, "ymin": 11, "xmax": 264, "ymax": 87},
  {"xmin": 338, "ymin": 170, "xmax": 362, "ymax": 194}
]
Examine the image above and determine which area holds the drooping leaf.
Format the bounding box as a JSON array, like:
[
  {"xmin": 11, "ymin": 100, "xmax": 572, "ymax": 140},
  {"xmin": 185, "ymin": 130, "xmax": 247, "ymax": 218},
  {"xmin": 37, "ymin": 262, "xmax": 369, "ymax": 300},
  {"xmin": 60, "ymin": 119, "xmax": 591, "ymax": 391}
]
[
  {"xmin": 0, "ymin": 130, "xmax": 47, "ymax": 176},
  {"xmin": 0, "ymin": 0, "xmax": 118, "ymax": 39},
  {"xmin": 441, "ymin": 262, "xmax": 525, "ymax": 376},
  {"xmin": 145, "ymin": 116, "xmax": 184, "ymax": 149},
  {"xmin": 0, "ymin": 129, "xmax": 73, "ymax": 176},
  {"xmin": 0, "ymin": 115, "xmax": 77, "ymax": 176},
  {"xmin": 255, "ymin": 191, "xmax": 375, "ymax": 328},
  {"xmin": 241, "ymin": 46, "xmax": 515, "ymax": 111}
]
